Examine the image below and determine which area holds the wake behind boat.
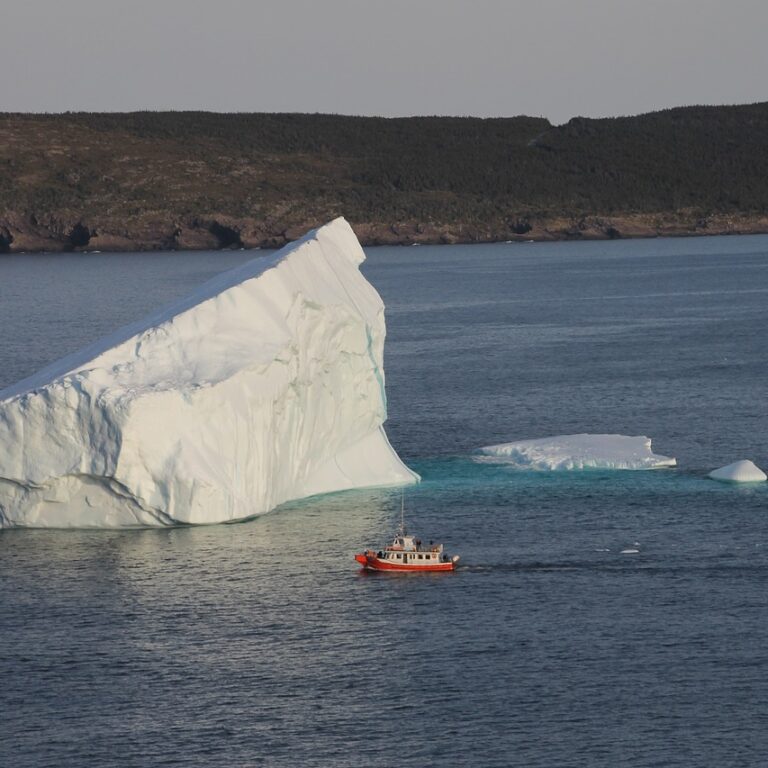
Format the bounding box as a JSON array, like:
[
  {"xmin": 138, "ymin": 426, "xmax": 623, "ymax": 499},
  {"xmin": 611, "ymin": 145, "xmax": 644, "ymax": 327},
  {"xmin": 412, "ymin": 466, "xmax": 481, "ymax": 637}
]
[{"xmin": 354, "ymin": 501, "xmax": 460, "ymax": 572}]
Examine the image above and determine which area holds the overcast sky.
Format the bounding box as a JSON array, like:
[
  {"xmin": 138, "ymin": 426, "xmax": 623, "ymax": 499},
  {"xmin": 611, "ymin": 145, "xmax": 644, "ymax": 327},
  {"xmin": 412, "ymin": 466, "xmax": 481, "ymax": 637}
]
[{"xmin": 1, "ymin": 0, "xmax": 766, "ymax": 124}]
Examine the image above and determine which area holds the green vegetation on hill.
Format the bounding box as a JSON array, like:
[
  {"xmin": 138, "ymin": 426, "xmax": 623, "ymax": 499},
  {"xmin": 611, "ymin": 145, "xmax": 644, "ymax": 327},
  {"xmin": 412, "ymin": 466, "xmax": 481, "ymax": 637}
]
[{"xmin": 1, "ymin": 103, "xmax": 768, "ymax": 251}]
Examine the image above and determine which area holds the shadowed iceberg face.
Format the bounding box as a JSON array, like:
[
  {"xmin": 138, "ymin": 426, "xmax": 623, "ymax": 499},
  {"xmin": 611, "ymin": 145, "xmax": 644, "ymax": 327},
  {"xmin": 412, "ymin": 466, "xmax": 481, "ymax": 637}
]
[{"xmin": 0, "ymin": 218, "xmax": 418, "ymax": 528}]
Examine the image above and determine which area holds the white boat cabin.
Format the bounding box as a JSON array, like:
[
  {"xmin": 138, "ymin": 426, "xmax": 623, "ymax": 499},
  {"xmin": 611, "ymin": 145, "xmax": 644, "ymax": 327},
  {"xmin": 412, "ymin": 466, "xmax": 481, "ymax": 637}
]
[{"xmin": 376, "ymin": 533, "xmax": 449, "ymax": 563}]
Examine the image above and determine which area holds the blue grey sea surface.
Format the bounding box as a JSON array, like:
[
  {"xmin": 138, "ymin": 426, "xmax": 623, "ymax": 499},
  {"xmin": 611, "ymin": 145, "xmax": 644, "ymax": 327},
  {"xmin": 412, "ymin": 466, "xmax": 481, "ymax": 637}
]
[{"xmin": 2, "ymin": 236, "xmax": 768, "ymax": 767}]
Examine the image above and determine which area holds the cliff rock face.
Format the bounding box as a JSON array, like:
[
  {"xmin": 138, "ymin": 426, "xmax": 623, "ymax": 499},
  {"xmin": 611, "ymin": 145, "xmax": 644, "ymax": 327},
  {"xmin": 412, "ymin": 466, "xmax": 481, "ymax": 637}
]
[{"xmin": 0, "ymin": 218, "xmax": 418, "ymax": 528}]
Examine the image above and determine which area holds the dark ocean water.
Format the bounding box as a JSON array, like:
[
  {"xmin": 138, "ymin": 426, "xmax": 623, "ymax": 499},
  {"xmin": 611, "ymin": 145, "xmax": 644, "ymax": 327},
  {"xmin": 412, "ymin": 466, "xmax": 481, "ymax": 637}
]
[{"xmin": 2, "ymin": 236, "xmax": 768, "ymax": 767}]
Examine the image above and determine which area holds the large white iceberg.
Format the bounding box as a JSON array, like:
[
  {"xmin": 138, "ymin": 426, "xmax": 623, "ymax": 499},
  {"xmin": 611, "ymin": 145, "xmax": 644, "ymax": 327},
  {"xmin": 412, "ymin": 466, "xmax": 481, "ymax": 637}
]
[
  {"xmin": 0, "ymin": 218, "xmax": 418, "ymax": 528},
  {"xmin": 708, "ymin": 460, "xmax": 767, "ymax": 483},
  {"xmin": 475, "ymin": 434, "xmax": 676, "ymax": 470}
]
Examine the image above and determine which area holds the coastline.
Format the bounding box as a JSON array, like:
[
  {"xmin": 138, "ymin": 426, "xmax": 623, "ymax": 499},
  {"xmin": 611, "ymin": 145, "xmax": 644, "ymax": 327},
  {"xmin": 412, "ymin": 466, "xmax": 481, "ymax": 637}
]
[
  {"xmin": 3, "ymin": 108, "xmax": 768, "ymax": 256},
  {"xmin": 3, "ymin": 210, "xmax": 768, "ymax": 254}
]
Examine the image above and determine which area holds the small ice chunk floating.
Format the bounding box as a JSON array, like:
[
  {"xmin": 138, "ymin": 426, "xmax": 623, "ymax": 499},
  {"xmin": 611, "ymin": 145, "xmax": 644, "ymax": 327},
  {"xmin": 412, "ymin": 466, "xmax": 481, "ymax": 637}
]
[
  {"xmin": 474, "ymin": 434, "xmax": 676, "ymax": 470},
  {"xmin": 708, "ymin": 460, "xmax": 767, "ymax": 484},
  {"xmin": 0, "ymin": 218, "xmax": 418, "ymax": 528}
]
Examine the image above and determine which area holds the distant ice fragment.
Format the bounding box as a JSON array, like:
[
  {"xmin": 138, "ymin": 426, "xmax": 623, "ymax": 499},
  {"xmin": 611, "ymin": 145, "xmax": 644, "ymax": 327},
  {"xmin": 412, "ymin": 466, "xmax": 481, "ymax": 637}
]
[
  {"xmin": 708, "ymin": 460, "xmax": 767, "ymax": 483},
  {"xmin": 474, "ymin": 434, "xmax": 676, "ymax": 470},
  {"xmin": 0, "ymin": 217, "xmax": 418, "ymax": 528}
]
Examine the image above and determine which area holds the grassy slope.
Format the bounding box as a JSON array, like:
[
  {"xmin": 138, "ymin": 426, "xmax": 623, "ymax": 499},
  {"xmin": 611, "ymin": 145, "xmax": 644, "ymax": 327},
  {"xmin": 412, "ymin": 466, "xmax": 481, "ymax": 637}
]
[{"xmin": 1, "ymin": 104, "xmax": 768, "ymax": 251}]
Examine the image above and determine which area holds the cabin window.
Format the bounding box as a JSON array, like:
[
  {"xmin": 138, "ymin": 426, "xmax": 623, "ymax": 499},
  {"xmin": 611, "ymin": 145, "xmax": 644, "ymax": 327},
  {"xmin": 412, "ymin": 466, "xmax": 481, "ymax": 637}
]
[
  {"xmin": 396, "ymin": 553, "xmax": 401, "ymax": 559},
  {"xmin": 418, "ymin": 554, "xmax": 423, "ymax": 560}
]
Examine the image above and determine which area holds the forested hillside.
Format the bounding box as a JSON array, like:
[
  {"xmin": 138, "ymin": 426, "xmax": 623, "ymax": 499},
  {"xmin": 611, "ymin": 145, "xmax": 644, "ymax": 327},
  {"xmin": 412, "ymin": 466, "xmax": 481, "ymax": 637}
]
[{"xmin": 2, "ymin": 103, "xmax": 768, "ymax": 252}]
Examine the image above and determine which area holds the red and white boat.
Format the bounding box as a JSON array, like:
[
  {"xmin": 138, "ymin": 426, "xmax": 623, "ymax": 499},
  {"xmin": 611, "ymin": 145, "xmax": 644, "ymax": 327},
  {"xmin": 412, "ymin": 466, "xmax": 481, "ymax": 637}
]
[{"xmin": 355, "ymin": 507, "xmax": 460, "ymax": 572}]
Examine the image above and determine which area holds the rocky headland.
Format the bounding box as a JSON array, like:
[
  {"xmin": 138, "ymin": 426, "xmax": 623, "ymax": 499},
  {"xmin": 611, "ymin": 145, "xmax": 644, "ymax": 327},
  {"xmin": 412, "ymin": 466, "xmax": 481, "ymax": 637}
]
[{"xmin": 2, "ymin": 106, "xmax": 767, "ymax": 253}]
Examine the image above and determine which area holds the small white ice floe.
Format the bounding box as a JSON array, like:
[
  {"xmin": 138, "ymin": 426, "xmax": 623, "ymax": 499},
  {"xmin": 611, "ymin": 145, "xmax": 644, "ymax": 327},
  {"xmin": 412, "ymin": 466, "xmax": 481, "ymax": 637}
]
[
  {"xmin": 474, "ymin": 434, "xmax": 676, "ymax": 471},
  {"xmin": 708, "ymin": 460, "xmax": 767, "ymax": 484},
  {"xmin": 620, "ymin": 548, "xmax": 640, "ymax": 555}
]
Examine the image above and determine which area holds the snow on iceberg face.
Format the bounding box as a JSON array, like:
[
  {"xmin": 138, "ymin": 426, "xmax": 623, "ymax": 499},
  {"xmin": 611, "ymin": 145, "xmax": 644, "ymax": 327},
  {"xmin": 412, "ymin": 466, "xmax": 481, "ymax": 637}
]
[
  {"xmin": 0, "ymin": 218, "xmax": 418, "ymax": 528},
  {"xmin": 708, "ymin": 460, "xmax": 767, "ymax": 483},
  {"xmin": 474, "ymin": 434, "xmax": 676, "ymax": 471}
]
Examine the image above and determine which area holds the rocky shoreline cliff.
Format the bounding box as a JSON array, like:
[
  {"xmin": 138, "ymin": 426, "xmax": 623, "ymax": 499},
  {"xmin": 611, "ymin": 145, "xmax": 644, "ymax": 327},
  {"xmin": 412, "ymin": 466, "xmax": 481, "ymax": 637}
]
[{"xmin": 4, "ymin": 211, "xmax": 768, "ymax": 254}]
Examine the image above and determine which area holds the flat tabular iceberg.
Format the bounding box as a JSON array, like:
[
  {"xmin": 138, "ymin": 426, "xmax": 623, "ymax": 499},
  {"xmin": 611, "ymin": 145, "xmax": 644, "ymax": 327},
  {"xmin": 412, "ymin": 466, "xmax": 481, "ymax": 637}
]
[
  {"xmin": 475, "ymin": 434, "xmax": 676, "ymax": 470},
  {"xmin": 708, "ymin": 460, "xmax": 767, "ymax": 483},
  {"xmin": 0, "ymin": 218, "xmax": 418, "ymax": 528}
]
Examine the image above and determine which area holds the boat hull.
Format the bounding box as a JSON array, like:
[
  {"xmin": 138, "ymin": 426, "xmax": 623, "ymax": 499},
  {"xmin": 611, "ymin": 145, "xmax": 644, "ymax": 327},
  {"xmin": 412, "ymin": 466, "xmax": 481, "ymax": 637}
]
[{"xmin": 355, "ymin": 553, "xmax": 457, "ymax": 572}]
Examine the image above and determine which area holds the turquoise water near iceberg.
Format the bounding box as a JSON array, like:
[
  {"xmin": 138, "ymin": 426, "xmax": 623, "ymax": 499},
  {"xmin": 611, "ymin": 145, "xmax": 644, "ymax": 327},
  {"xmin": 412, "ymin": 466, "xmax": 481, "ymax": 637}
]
[{"xmin": 2, "ymin": 235, "xmax": 768, "ymax": 767}]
